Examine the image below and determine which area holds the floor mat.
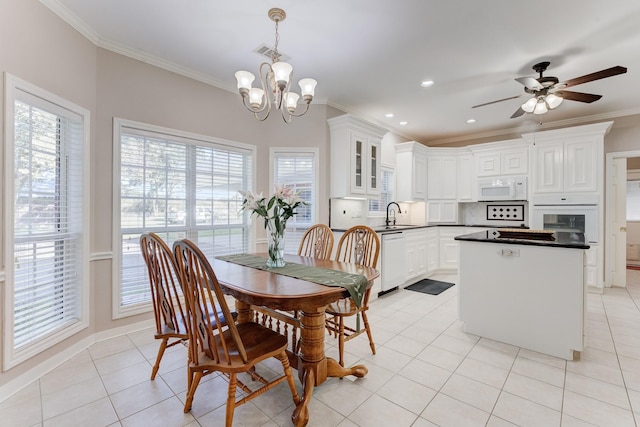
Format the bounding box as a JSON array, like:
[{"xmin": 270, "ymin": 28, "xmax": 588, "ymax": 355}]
[{"xmin": 405, "ymin": 278, "xmax": 455, "ymax": 295}]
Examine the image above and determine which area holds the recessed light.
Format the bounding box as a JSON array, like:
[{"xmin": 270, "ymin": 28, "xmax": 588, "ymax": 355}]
[
  {"xmin": 421, "ymin": 80, "xmax": 434, "ymax": 88},
  {"xmin": 466, "ymin": 118, "xmax": 477, "ymax": 124},
  {"xmin": 385, "ymin": 113, "xmax": 394, "ymax": 118},
  {"xmin": 399, "ymin": 121, "xmax": 408, "ymax": 126}
]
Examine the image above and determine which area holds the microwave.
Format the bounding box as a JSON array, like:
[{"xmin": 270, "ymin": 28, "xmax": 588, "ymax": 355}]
[{"xmin": 477, "ymin": 176, "xmax": 527, "ymax": 201}]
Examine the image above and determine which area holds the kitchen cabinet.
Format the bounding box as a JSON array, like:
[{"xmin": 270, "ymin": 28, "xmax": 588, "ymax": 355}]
[
  {"xmin": 585, "ymin": 245, "xmax": 599, "ymax": 289},
  {"xmin": 457, "ymin": 153, "xmax": 474, "ymax": 202},
  {"xmin": 405, "ymin": 229, "xmax": 428, "ymax": 280},
  {"xmin": 524, "ymin": 122, "xmax": 612, "ymax": 195},
  {"xmin": 328, "ymin": 114, "xmax": 387, "ymax": 198},
  {"xmin": 427, "ymin": 155, "xmax": 457, "ymax": 199},
  {"xmin": 427, "ymin": 201, "xmax": 458, "ymax": 223},
  {"xmin": 426, "ymin": 228, "xmax": 439, "ymax": 274},
  {"xmin": 395, "ymin": 141, "xmax": 428, "ymax": 201},
  {"xmin": 472, "ymin": 139, "xmax": 528, "ymax": 177},
  {"xmin": 439, "ymin": 229, "xmax": 460, "ymax": 271}
]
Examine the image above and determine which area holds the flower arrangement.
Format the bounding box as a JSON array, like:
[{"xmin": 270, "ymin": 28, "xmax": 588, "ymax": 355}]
[{"xmin": 239, "ymin": 185, "xmax": 307, "ymax": 267}]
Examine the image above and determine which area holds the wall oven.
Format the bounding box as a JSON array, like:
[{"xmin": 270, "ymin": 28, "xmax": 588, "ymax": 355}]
[{"xmin": 531, "ymin": 194, "xmax": 599, "ymax": 243}]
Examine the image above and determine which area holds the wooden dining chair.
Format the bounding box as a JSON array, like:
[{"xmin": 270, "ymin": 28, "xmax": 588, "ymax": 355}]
[
  {"xmin": 139, "ymin": 232, "xmax": 190, "ymax": 380},
  {"xmin": 172, "ymin": 239, "xmax": 300, "ymax": 421},
  {"xmin": 325, "ymin": 225, "xmax": 380, "ymax": 367},
  {"xmin": 298, "ymin": 223, "xmax": 334, "ymax": 260}
]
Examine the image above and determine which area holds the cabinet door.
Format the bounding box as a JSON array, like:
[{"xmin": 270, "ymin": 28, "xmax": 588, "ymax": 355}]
[
  {"xmin": 564, "ymin": 139, "xmax": 596, "ymax": 192},
  {"xmin": 427, "ymin": 230, "xmax": 439, "ymax": 273},
  {"xmin": 439, "ymin": 236, "xmax": 459, "ymax": 270},
  {"xmin": 428, "ymin": 156, "xmax": 457, "ymax": 199},
  {"xmin": 458, "ymin": 154, "xmax": 474, "ymax": 201},
  {"xmin": 502, "ymin": 149, "xmax": 528, "ymax": 175},
  {"xmin": 428, "ymin": 201, "xmax": 458, "ymax": 223},
  {"xmin": 367, "ymin": 138, "xmax": 381, "ymax": 196},
  {"xmin": 476, "ymin": 152, "xmax": 501, "ymax": 177},
  {"xmin": 350, "ymin": 135, "xmax": 367, "ymax": 195},
  {"xmin": 413, "ymin": 152, "xmax": 428, "ymax": 200},
  {"xmin": 533, "ymin": 142, "xmax": 563, "ymax": 193}
]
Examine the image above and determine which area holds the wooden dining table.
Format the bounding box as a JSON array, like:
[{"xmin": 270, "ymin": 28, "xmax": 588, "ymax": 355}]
[{"xmin": 210, "ymin": 253, "xmax": 379, "ymax": 427}]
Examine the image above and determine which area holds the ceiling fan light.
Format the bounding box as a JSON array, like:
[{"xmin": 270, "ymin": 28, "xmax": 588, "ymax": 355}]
[
  {"xmin": 545, "ymin": 93, "xmax": 564, "ymax": 109},
  {"xmin": 533, "ymin": 98, "xmax": 548, "ymax": 115},
  {"xmin": 521, "ymin": 97, "xmax": 537, "ymax": 113}
]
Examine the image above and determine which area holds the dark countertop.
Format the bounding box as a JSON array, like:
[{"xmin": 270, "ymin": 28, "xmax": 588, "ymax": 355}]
[
  {"xmin": 454, "ymin": 229, "xmax": 590, "ymax": 250},
  {"xmin": 331, "ymin": 224, "xmax": 529, "ymax": 233}
]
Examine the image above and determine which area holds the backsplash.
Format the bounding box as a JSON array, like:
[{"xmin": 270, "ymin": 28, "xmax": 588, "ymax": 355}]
[{"xmin": 461, "ymin": 201, "xmax": 528, "ymax": 227}]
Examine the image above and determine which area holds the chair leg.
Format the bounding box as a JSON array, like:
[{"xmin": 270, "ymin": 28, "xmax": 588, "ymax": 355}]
[
  {"xmin": 277, "ymin": 351, "xmax": 301, "ymax": 405},
  {"xmin": 361, "ymin": 311, "xmax": 376, "ymax": 355},
  {"xmin": 338, "ymin": 317, "xmax": 346, "ymax": 367},
  {"xmin": 184, "ymin": 370, "xmax": 203, "ymax": 413},
  {"xmin": 225, "ymin": 373, "xmax": 238, "ymax": 427},
  {"xmin": 151, "ymin": 338, "xmax": 168, "ymax": 380}
]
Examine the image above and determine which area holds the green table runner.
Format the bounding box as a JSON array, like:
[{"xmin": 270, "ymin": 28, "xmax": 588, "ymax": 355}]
[{"xmin": 215, "ymin": 253, "xmax": 367, "ymax": 309}]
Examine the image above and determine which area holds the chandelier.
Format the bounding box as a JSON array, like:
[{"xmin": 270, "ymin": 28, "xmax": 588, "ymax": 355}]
[
  {"xmin": 235, "ymin": 8, "xmax": 317, "ymax": 123},
  {"xmin": 521, "ymin": 93, "xmax": 563, "ymax": 115}
]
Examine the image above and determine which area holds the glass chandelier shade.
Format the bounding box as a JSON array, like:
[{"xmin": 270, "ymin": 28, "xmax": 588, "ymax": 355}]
[
  {"xmin": 521, "ymin": 93, "xmax": 564, "ymax": 115},
  {"xmin": 235, "ymin": 8, "xmax": 317, "ymax": 123}
]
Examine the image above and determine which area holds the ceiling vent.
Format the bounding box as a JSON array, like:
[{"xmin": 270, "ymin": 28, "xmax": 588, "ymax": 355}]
[{"xmin": 253, "ymin": 44, "xmax": 291, "ymax": 62}]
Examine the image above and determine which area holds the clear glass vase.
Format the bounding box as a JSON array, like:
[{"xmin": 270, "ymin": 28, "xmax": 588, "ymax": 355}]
[{"xmin": 266, "ymin": 219, "xmax": 286, "ymax": 268}]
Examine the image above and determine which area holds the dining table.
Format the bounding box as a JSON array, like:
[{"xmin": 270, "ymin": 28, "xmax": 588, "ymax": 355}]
[{"xmin": 210, "ymin": 253, "xmax": 379, "ymax": 427}]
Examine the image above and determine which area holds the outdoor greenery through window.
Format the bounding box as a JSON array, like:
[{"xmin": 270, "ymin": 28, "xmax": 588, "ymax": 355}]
[
  {"xmin": 4, "ymin": 75, "xmax": 89, "ymax": 368},
  {"xmin": 117, "ymin": 121, "xmax": 253, "ymax": 315},
  {"xmin": 271, "ymin": 149, "xmax": 317, "ymax": 254},
  {"xmin": 369, "ymin": 167, "xmax": 394, "ymax": 214}
]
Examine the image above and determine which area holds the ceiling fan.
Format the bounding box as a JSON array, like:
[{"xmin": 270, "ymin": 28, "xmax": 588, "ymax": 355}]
[{"xmin": 472, "ymin": 61, "xmax": 627, "ymax": 118}]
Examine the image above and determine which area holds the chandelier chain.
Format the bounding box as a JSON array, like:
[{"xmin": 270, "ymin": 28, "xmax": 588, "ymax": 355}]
[{"xmin": 272, "ymin": 20, "xmax": 280, "ymax": 63}]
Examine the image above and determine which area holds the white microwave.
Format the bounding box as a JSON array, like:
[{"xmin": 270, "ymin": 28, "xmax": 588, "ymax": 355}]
[{"xmin": 477, "ymin": 176, "xmax": 527, "ymax": 201}]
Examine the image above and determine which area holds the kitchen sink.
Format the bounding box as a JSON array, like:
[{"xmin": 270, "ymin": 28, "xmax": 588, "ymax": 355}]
[{"xmin": 374, "ymin": 224, "xmax": 420, "ymax": 231}]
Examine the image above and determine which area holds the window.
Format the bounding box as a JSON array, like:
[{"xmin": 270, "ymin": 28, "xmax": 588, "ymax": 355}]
[
  {"xmin": 369, "ymin": 166, "xmax": 394, "ymax": 214},
  {"xmin": 270, "ymin": 148, "xmax": 318, "ymax": 254},
  {"xmin": 3, "ymin": 75, "xmax": 90, "ymax": 369},
  {"xmin": 628, "ymin": 180, "xmax": 640, "ymax": 221},
  {"xmin": 114, "ymin": 119, "xmax": 254, "ymax": 318}
]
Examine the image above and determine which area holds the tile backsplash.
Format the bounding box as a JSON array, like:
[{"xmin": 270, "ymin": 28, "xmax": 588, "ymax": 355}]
[{"xmin": 461, "ymin": 201, "xmax": 528, "ymax": 227}]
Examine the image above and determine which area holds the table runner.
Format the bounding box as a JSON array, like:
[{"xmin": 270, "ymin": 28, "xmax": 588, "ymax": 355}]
[{"xmin": 215, "ymin": 253, "xmax": 367, "ymax": 309}]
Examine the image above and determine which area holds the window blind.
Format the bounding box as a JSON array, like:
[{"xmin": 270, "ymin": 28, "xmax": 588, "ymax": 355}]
[
  {"xmin": 272, "ymin": 151, "xmax": 316, "ymax": 253},
  {"xmin": 11, "ymin": 90, "xmax": 85, "ymax": 353},
  {"xmin": 118, "ymin": 125, "xmax": 252, "ymax": 313},
  {"xmin": 369, "ymin": 167, "xmax": 394, "ymax": 213}
]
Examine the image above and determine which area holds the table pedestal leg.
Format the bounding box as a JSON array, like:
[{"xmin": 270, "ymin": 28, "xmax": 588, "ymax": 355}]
[{"xmin": 235, "ymin": 299, "xmax": 252, "ymax": 323}]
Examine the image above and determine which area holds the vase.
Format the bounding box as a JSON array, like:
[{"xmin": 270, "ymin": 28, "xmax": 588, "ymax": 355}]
[{"xmin": 266, "ymin": 219, "xmax": 286, "ymax": 268}]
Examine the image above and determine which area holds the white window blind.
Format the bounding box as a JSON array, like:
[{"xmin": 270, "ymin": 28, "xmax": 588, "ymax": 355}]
[
  {"xmin": 4, "ymin": 76, "xmax": 89, "ymax": 368},
  {"xmin": 369, "ymin": 167, "xmax": 394, "ymax": 213},
  {"xmin": 271, "ymin": 149, "xmax": 317, "ymax": 254},
  {"xmin": 117, "ymin": 122, "xmax": 253, "ymax": 316}
]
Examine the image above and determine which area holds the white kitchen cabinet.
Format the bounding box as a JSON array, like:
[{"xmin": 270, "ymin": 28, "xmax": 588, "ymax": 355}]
[
  {"xmin": 405, "ymin": 229, "xmax": 428, "ymax": 281},
  {"xmin": 427, "ymin": 155, "xmax": 457, "ymax": 199},
  {"xmin": 472, "ymin": 139, "xmax": 528, "ymax": 177},
  {"xmin": 395, "ymin": 141, "xmax": 428, "ymax": 201},
  {"xmin": 328, "ymin": 114, "xmax": 387, "ymax": 198},
  {"xmin": 426, "ymin": 228, "xmax": 439, "ymax": 273},
  {"xmin": 428, "ymin": 201, "xmax": 458, "ymax": 223},
  {"xmin": 457, "ymin": 153, "xmax": 474, "ymax": 202},
  {"xmin": 524, "ymin": 122, "xmax": 612, "ymax": 196},
  {"xmin": 439, "ymin": 229, "xmax": 460, "ymax": 271},
  {"xmin": 584, "ymin": 245, "xmax": 599, "ymax": 290}
]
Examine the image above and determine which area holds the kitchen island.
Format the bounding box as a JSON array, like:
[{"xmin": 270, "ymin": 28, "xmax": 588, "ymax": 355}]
[{"xmin": 455, "ymin": 229, "xmax": 589, "ymax": 360}]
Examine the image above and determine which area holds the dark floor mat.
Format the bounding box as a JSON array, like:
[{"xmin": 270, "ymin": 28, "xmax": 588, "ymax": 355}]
[{"xmin": 405, "ymin": 278, "xmax": 455, "ymax": 295}]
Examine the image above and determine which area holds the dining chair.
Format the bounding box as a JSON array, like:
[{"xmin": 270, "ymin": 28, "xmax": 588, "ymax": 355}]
[
  {"xmin": 139, "ymin": 232, "xmax": 190, "ymax": 380},
  {"xmin": 298, "ymin": 223, "xmax": 334, "ymax": 259},
  {"xmin": 172, "ymin": 239, "xmax": 300, "ymax": 420},
  {"xmin": 325, "ymin": 225, "xmax": 380, "ymax": 367}
]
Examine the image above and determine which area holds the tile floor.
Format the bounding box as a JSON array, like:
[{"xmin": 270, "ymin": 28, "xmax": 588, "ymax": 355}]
[{"xmin": 3, "ymin": 270, "xmax": 640, "ymax": 426}]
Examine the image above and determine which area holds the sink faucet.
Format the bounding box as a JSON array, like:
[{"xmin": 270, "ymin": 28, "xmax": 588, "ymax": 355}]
[{"xmin": 385, "ymin": 202, "xmax": 402, "ymax": 226}]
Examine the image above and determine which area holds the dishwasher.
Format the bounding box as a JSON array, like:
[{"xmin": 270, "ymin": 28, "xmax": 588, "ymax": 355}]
[{"xmin": 381, "ymin": 231, "xmax": 406, "ymax": 293}]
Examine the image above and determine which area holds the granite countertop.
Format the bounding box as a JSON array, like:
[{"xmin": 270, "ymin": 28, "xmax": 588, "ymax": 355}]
[
  {"xmin": 331, "ymin": 224, "xmax": 529, "ymax": 233},
  {"xmin": 454, "ymin": 229, "xmax": 590, "ymax": 250}
]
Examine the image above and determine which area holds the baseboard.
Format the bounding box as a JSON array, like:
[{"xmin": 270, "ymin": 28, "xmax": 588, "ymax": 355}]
[
  {"xmin": 0, "ymin": 318, "xmax": 155, "ymax": 404},
  {"xmin": 587, "ymin": 285, "xmax": 604, "ymax": 294}
]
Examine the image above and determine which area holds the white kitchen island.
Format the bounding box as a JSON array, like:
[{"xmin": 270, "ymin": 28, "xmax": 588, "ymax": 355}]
[{"xmin": 456, "ymin": 229, "xmax": 589, "ymax": 360}]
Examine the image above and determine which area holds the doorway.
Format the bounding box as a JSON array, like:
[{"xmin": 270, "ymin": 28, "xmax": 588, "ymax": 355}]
[{"xmin": 605, "ymin": 151, "xmax": 640, "ymax": 287}]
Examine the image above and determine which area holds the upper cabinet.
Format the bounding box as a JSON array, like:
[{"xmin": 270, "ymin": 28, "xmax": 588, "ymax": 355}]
[
  {"xmin": 471, "ymin": 139, "xmax": 528, "ymax": 177},
  {"xmin": 523, "ymin": 122, "xmax": 613, "ymax": 196},
  {"xmin": 427, "ymin": 149, "xmax": 458, "ymax": 200},
  {"xmin": 395, "ymin": 141, "xmax": 428, "ymax": 201},
  {"xmin": 328, "ymin": 115, "xmax": 387, "ymax": 198}
]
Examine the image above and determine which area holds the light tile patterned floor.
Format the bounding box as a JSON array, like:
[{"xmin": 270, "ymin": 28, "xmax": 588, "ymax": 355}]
[{"xmin": 3, "ymin": 270, "xmax": 640, "ymax": 426}]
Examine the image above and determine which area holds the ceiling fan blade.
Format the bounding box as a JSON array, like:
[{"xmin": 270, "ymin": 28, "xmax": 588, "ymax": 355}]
[
  {"xmin": 554, "ymin": 90, "xmax": 602, "ymax": 103},
  {"xmin": 472, "ymin": 94, "xmax": 525, "ymax": 108},
  {"xmin": 557, "ymin": 66, "xmax": 627, "ymax": 89},
  {"xmin": 510, "ymin": 107, "xmax": 526, "ymax": 118},
  {"xmin": 515, "ymin": 77, "xmax": 543, "ymax": 90}
]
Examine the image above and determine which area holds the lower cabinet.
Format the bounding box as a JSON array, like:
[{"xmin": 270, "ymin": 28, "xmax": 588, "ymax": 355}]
[
  {"xmin": 405, "ymin": 229, "xmax": 428, "ymax": 281},
  {"xmin": 427, "ymin": 229, "xmax": 439, "ymax": 274},
  {"xmin": 584, "ymin": 245, "xmax": 599, "ymax": 289},
  {"xmin": 439, "ymin": 229, "xmax": 460, "ymax": 271}
]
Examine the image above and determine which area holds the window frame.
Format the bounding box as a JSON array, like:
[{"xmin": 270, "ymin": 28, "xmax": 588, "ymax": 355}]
[
  {"xmin": 3, "ymin": 73, "xmax": 91, "ymax": 370},
  {"xmin": 269, "ymin": 147, "xmax": 320, "ymax": 254},
  {"xmin": 368, "ymin": 164, "xmax": 395, "ymax": 217},
  {"xmin": 112, "ymin": 118, "xmax": 256, "ymax": 319}
]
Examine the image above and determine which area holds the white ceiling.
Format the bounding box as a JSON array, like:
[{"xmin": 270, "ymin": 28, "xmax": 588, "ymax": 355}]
[{"xmin": 44, "ymin": 0, "xmax": 640, "ymax": 144}]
